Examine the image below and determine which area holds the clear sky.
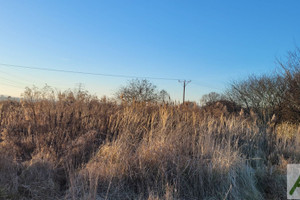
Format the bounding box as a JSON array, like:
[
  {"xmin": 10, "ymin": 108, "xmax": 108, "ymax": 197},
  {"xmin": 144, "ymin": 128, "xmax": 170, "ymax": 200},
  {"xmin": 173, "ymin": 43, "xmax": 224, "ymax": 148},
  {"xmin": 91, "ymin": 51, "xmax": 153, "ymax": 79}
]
[{"xmin": 0, "ymin": 0, "xmax": 299, "ymax": 102}]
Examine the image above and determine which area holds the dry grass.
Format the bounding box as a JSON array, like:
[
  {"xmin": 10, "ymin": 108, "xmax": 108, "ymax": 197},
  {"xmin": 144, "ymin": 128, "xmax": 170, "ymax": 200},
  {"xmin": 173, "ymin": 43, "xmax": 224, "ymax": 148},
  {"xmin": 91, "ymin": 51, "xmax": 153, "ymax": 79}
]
[{"xmin": 0, "ymin": 87, "xmax": 299, "ymax": 199}]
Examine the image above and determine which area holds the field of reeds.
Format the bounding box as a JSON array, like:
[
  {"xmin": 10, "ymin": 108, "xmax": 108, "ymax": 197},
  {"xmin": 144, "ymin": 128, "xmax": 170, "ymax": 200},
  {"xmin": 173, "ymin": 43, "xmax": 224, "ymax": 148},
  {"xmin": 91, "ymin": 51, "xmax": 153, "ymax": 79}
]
[{"xmin": 0, "ymin": 87, "xmax": 299, "ymax": 200}]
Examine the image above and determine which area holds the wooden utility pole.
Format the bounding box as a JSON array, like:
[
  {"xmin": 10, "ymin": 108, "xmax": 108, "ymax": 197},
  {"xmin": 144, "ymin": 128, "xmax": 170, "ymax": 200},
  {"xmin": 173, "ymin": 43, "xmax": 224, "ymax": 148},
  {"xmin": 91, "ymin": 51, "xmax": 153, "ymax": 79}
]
[{"xmin": 178, "ymin": 80, "xmax": 191, "ymax": 103}]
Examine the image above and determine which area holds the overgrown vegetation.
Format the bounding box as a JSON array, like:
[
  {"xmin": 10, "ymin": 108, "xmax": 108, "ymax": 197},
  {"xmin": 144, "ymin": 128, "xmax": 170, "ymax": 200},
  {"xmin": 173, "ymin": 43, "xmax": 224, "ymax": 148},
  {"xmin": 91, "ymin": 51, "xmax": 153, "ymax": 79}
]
[
  {"xmin": 0, "ymin": 85, "xmax": 298, "ymax": 200},
  {"xmin": 1, "ymin": 49, "xmax": 300, "ymax": 199}
]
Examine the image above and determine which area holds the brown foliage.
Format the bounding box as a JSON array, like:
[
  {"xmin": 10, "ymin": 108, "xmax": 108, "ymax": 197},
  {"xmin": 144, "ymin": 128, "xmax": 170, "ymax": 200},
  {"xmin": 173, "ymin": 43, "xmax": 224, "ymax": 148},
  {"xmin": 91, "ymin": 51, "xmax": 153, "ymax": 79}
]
[{"xmin": 0, "ymin": 87, "xmax": 299, "ymax": 199}]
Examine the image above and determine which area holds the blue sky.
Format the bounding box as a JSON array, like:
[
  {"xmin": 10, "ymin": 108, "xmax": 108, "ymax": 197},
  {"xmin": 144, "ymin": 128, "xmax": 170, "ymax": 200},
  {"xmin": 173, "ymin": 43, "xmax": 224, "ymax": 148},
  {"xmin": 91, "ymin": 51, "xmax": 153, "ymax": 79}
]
[{"xmin": 0, "ymin": 0, "xmax": 299, "ymax": 101}]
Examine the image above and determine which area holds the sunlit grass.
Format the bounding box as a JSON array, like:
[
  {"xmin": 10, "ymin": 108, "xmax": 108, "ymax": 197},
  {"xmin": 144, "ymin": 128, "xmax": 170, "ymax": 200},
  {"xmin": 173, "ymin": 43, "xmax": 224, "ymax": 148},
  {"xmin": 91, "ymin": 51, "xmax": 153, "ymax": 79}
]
[{"xmin": 0, "ymin": 87, "xmax": 298, "ymax": 199}]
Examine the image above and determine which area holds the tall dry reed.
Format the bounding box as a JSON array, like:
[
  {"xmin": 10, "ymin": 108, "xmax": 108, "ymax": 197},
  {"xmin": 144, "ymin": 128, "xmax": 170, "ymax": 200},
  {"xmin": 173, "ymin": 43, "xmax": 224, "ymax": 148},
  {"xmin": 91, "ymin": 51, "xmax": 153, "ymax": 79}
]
[{"xmin": 0, "ymin": 87, "xmax": 299, "ymax": 199}]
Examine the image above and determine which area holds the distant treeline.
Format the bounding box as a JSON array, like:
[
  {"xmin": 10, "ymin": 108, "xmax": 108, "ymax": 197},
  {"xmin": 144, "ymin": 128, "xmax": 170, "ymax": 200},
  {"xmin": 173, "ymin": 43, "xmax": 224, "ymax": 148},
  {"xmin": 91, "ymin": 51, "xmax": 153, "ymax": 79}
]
[{"xmin": 0, "ymin": 95, "xmax": 20, "ymax": 102}]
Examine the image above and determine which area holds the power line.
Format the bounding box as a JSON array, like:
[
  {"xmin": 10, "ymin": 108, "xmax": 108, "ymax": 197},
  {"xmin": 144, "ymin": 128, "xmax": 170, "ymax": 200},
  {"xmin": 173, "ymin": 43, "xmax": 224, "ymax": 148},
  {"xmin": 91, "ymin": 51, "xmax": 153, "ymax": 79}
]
[
  {"xmin": 0, "ymin": 69, "xmax": 71, "ymax": 90},
  {"xmin": 0, "ymin": 69, "xmax": 36, "ymax": 84},
  {"xmin": 0, "ymin": 63, "xmax": 181, "ymax": 81},
  {"xmin": 0, "ymin": 75, "xmax": 30, "ymax": 86},
  {"xmin": 0, "ymin": 62, "xmax": 224, "ymax": 96},
  {"xmin": 0, "ymin": 80, "xmax": 25, "ymax": 89}
]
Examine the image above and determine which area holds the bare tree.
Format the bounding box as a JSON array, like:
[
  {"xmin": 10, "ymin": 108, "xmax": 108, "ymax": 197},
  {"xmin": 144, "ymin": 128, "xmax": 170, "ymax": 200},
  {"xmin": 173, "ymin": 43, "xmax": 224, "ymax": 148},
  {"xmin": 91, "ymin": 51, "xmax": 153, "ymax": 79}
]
[
  {"xmin": 200, "ymin": 92, "xmax": 225, "ymax": 106},
  {"xmin": 159, "ymin": 89, "xmax": 170, "ymax": 103},
  {"xmin": 225, "ymin": 74, "xmax": 286, "ymax": 121},
  {"xmin": 116, "ymin": 79, "xmax": 168, "ymax": 103},
  {"xmin": 277, "ymin": 47, "xmax": 300, "ymax": 122}
]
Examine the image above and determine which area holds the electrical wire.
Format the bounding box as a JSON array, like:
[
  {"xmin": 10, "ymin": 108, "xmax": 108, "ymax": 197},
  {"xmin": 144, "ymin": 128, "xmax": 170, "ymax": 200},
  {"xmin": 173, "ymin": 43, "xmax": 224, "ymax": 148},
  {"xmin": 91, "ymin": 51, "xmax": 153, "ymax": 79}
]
[
  {"xmin": 0, "ymin": 75, "xmax": 30, "ymax": 86},
  {"xmin": 0, "ymin": 63, "xmax": 181, "ymax": 81},
  {"xmin": 0, "ymin": 69, "xmax": 36, "ymax": 84},
  {"xmin": 0, "ymin": 80, "xmax": 25, "ymax": 89},
  {"xmin": 0, "ymin": 62, "xmax": 224, "ymax": 92}
]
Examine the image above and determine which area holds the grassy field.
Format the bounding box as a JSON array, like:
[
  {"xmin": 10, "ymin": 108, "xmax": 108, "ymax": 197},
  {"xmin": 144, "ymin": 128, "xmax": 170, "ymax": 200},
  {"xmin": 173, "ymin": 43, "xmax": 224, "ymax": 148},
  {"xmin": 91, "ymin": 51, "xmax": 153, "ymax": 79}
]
[{"xmin": 0, "ymin": 89, "xmax": 299, "ymax": 199}]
